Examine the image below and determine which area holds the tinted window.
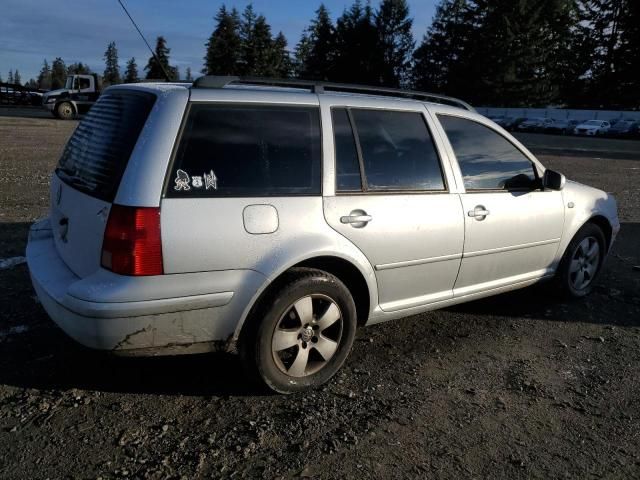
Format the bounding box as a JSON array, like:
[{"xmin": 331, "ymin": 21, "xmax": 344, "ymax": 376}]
[
  {"xmin": 169, "ymin": 104, "xmax": 321, "ymax": 197},
  {"xmin": 331, "ymin": 108, "xmax": 362, "ymax": 191},
  {"xmin": 56, "ymin": 90, "xmax": 156, "ymax": 202},
  {"xmin": 438, "ymin": 115, "xmax": 537, "ymax": 190},
  {"xmin": 351, "ymin": 109, "xmax": 445, "ymax": 191}
]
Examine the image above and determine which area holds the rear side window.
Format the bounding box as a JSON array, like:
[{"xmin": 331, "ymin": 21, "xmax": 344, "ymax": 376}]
[
  {"xmin": 331, "ymin": 108, "xmax": 362, "ymax": 192},
  {"xmin": 350, "ymin": 109, "xmax": 445, "ymax": 191},
  {"xmin": 438, "ymin": 115, "xmax": 538, "ymax": 190},
  {"xmin": 168, "ymin": 104, "xmax": 322, "ymax": 197},
  {"xmin": 56, "ymin": 90, "xmax": 156, "ymax": 202}
]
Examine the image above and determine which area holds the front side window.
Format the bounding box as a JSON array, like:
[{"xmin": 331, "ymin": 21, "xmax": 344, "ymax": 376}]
[
  {"xmin": 169, "ymin": 104, "xmax": 322, "ymax": 197},
  {"xmin": 350, "ymin": 109, "xmax": 445, "ymax": 191},
  {"xmin": 438, "ymin": 115, "xmax": 538, "ymax": 190}
]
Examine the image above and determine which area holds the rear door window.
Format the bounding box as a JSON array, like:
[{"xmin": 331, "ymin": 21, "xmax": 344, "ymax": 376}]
[
  {"xmin": 350, "ymin": 109, "xmax": 445, "ymax": 191},
  {"xmin": 168, "ymin": 104, "xmax": 322, "ymax": 197},
  {"xmin": 331, "ymin": 108, "xmax": 362, "ymax": 192},
  {"xmin": 56, "ymin": 90, "xmax": 156, "ymax": 202},
  {"xmin": 438, "ymin": 115, "xmax": 538, "ymax": 190}
]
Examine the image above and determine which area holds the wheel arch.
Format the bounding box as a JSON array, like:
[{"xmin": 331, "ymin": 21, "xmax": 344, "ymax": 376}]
[
  {"xmin": 233, "ymin": 253, "xmax": 377, "ymax": 346},
  {"xmin": 586, "ymin": 215, "xmax": 613, "ymax": 250}
]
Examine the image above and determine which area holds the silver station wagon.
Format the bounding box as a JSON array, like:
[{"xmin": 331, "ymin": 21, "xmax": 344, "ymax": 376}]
[{"xmin": 27, "ymin": 77, "xmax": 620, "ymax": 393}]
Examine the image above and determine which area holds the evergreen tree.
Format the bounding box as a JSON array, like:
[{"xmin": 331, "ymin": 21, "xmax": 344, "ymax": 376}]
[
  {"xmin": 51, "ymin": 57, "xmax": 67, "ymax": 89},
  {"xmin": 185, "ymin": 66, "xmax": 193, "ymax": 82},
  {"xmin": 272, "ymin": 32, "xmax": 292, "ymax": 77},
  {"xmin": 8, "ymin": 70, "xmax": 14, "ymax": 84},
  {"xmin": 67, "ymin": 62, "xmax": 91, "ymax": 74},
  {"xmin": 374, "ymin": 0, "xmax": 415, "ymax": 87},
  {"xmin": 296, "ymin": 4, "xmax": 336, "ymax": 80},
  {"xmin": 203, "ymin": 5, "xmax": 242, "ymax": 75},
  {"xmin": 13, "ymin": 70, "xmax": 21, "ymax": 85},
  {"xmin": 103, "ymin": 41, "xmax": 121, "ymax": 86},
  {"xmin": 124, "ymin": 57, "xmax": 139, "ymax": 83},
  {"xmin": 37, "ymin": 59, "xmax": 52, "ymax": 90},
  {"xmin": 145, "ymin": 36, "xmax": 178, "ymax": 80},
  {"xmin": 26, "ymin": 79, "xmax": 38, "ymax": 89},
  {"xmin": 615, "ymin": 0, "xmax": 640, "ymax": 107},
  {"xmin": 412, "ymin": 0, "xmax": 477, "ymax": 94},
  {"xmin": 333, "ymin": 1, "xmax": 379, "ymax": 83},
  {"xmin": 293, "ymin": 33, "xmax": 312, "ymax": 78},
  {"xmin": 0, "ymin": 73, "xmax": 3, "ymax": 83}
]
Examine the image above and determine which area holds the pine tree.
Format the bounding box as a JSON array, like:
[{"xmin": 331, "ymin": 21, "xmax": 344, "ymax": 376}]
[
  {"xmin": 374, "ymin": 0, "xmax": 415, "ymax": 87},
  {"xmin": 412, "ymin": 0, "xmax": 478, "ymax": 94},
  {"xmin": 51, "ymin": 57, "xmax": 67, "ymax": 89},
  {"xmin": 203, "ymin": 5, "xmax": 242, "ymax": 75},
  {"xmin": 124, "ymin": 57, "xmax": 139, "ymax": 83},
  {"xmin": 185, "ymin": 67, "xmax": 193, "ymax": 82},
  {"xmin": 8, "ymin": 70, "xmax": 14, "ymax": 84},
  {"xmin": 293, "ymin": 33, "xmax": 312, "ymax": 78},
  {"xmin": 13, "ymin": 70, "xmax": 21, "ymax": 85},
  {"xmin": 67, "ymin": 62, "xmax": 91, "ymax": 75},
  {"xmin": 103, "ymin": 41, "xmax": 121, "ymax": 86},
  {"xmin": 296, "ymin": 4, "xmax": 336, "ymax": 80},
  {"xmin": 238, "ymin": 6, "xmax": 271, "ymax": 75},
  {"xmin": 333, "ymin": 1, "xmax": 379, "ymax": 83},
  {"xmin": 272, "ymin": 32, "xmax": 292, "ymax": 77},
  {"xmin": 615, "ymin": 0, "xmax": 640, "ymax": 107},
  {"xmin": 26, "ymin": 79, "xmax": 38, "ymax": 89},
  {"xmin": 145, "ymin": 36, "xmax": 178, "ymax": 80},
  {"xmin": 37, "ymin": 59, "xmax": 52, "ymax": 90}
]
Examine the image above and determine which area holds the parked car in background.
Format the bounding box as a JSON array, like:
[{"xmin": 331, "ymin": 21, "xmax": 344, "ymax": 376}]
[
  {"xmin": 574, "ymin": 120, "xmax": 610, "ymax": 136},
  {"xmin": 517, "ymin": 117, "xmax": 555, "ymax": 133},
  {"xmin": 606, "ymin": 120, "xmax": 639, "ymax": 139},
  {"xmin": 544, "ymin": 119, "xmax": 581, "ymax": 135}
]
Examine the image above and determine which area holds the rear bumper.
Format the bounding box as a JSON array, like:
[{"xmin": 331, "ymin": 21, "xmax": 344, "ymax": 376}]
[{"xmin": 27, "ymin": 218, "xmax": 266, "ymax": 354}]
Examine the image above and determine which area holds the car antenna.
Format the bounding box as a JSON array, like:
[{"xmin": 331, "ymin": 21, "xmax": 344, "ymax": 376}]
[{"xmin": 117, "ymin": 0, "xmax": 171, "ymax": 82}]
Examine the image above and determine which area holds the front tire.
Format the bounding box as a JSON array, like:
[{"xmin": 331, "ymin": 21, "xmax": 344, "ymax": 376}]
[
  {"xmin": 240, "ymin": 268, "xmax": 357, "ymax": 394},
  {"xmin": 557, "ymin": 223, "xmax": 606, "ymax": 298},
  {"xmin": 56, "ymin": 102, "xmax": 75, "ymax": 120}
]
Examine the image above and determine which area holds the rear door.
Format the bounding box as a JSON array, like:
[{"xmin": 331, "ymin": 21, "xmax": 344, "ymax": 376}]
[
  {"xmin": 321, "ymin": 98, "xmax": 464, "ymax": 312},
  {"xmin": 434, "ymin": 112, "xmax": 564, "ymax": 296},
  {"xmin": 51, "ymin": 90, "xmax": 156, "ymax": 277}
]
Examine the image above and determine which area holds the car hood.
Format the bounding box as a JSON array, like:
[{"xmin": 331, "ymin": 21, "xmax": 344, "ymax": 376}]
[
  {"xmin": 43, "ymin": 88, "xmax": 69, "ymax": 99},
  {"xmin": 576, "ymin": 124, "xmax": 601, "ymax": 129}
]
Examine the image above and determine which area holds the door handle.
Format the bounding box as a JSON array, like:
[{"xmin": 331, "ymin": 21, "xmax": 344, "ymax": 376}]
[
  {"xmin": 340, "ymin": 210, "xmax": 372, "ymax": 228},
  {"xmin": 468, "ymin": 205, "xmax": 490, "ymax": 220}
]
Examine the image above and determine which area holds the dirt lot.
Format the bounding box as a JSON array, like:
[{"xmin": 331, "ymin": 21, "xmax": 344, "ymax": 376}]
[{"xmin": 0, "ymin": 114, "xmax": 639, "ymax": 479}]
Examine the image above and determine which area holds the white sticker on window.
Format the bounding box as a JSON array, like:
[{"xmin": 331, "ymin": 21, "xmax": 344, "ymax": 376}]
[
  {"xmin": 192, "ymin": 176, "xmax": 203, "ymax": 188},
  {"xmin": 174, "ymin": 169, "xmax": 191, "ymax": 191},
  {"xmin": 204, "ymin": 170, "xmax": 218, "ymax": 190}
]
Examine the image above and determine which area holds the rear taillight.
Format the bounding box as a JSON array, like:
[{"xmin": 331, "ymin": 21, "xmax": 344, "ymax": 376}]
[{"xmin": 101, "ymin": 205, "xmax": 163, "ymax": 276}]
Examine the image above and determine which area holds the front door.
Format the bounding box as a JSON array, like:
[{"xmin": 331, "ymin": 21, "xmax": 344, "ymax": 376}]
[
  {"xmin": 322, "ymin": 101, "xmax": 464, "ymax": 312},
  {"xmin": 436, "ymin": 114, "xmax": 564, "ymax": 296}
]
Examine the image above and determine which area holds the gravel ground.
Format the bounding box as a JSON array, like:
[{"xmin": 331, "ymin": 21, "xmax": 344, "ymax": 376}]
[{"xmin": 0, "ymin": 116, "xmax": 639, "ymax": 479}]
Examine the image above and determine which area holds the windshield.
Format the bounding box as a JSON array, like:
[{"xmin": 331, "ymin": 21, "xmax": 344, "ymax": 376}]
[{"xmin": 64, "ymin": 76, "xmax": 73, "ymax": 89}]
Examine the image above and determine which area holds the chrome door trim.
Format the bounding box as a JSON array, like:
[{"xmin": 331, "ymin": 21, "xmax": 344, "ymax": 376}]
[
  {"xmin": 375, "ymin": 252, "xmax": 463, "ymax": 271},
  {"xmin": 463, "ymin": 238, "xmax": 561, "ymax": 259}
]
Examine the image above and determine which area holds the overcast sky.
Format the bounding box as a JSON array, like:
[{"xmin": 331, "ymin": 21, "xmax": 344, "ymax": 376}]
[{"xmin": 0, "ymin": 0, "xmax": 438, "ymax": 82}]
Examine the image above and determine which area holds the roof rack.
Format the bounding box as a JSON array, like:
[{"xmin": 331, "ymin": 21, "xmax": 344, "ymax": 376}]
[{"xmin": 192, "ymin": 76, "xmax": 474, "ymax": 111}]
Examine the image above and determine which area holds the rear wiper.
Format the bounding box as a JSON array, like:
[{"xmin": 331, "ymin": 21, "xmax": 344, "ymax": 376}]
[{"xmin": 55, "ymin": 167, "xmax": 95, "ymax": 190}]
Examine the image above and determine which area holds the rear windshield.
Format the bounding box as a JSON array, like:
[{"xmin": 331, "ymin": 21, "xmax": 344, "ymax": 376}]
[
  {"xmin": 56, "ymin": 90, "xmax": 156, "ymax": 202},
  {"xmin": 167, "ymin": 104, "xmax": 322, "ymax": 197}
]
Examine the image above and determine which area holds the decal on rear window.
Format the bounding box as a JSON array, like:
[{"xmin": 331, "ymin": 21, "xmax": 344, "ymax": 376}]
[
  {"xmin": 174, "ymin": 169, "xmax": 191, "ymax": 191},
  {"xmin": 204, "ymin": 170, "xmax": 218, "ymax": 190}
]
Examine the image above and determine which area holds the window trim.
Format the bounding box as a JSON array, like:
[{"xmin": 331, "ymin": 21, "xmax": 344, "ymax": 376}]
[
  {"xmin": 436, "ymin": 113, "xmax": 542, "ymax": 194},
  {"xmin": 332, "ymin": 106, "xmax": 449, "ymax": 195},
  {"xmin": 162, "ymin": 101, "xmax": 324, "ymax": 199}
]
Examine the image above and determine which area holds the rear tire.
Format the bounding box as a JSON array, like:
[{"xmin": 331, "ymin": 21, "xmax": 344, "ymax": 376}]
[
  {"xmin": 56, "ymin": 102, "xmax": 75, "ymax": 120},
  {"xmin": 556, "ymin": 223, "xmax": 606, "ymax": 298},
  {"xmin": 240, "ymin": 268, "xmax": 357, "ymax": 394}
]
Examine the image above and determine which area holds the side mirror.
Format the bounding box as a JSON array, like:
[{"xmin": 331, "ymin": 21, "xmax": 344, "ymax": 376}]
[{"xmin": 543, "ymin": 169, "xmax": 565, "ymax": 190}]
